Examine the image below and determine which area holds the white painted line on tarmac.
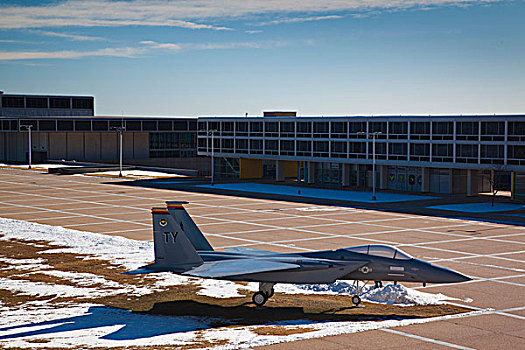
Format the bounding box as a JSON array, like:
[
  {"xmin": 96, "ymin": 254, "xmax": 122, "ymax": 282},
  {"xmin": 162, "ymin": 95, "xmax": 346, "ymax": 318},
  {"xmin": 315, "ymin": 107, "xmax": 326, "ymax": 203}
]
[
  {"xmin": 495, "ymin": 312, "xmax": 525, "ymax": 320},
  {"xmin": 0, "ymin": 200, "xmax": 151, "ymax": 227},
  {"xmin": 412, "ymin": 273, "xmax": 525, "ymax": 290},
  {"xmin": 380, "ymin": 329, "xmax": 475, "ymax": 350},
  {"xmin": 428, "ymin": 252, "xmax": 525, "ymax": 266},
  {"xmin": 439, "ymin": 259, "xmax": 525, "ymax": 273}
]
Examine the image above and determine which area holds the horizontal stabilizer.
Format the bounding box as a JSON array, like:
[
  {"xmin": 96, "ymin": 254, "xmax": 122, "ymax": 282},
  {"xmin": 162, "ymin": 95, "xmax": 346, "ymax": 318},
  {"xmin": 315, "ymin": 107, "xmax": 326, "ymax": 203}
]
[
  {"xmin": 122, "ymin": 266, "xmax": 168, "ymax": 275},
  {"xmin": 182, "ymin": 259, "xmax": 299, "ymax": 278}
]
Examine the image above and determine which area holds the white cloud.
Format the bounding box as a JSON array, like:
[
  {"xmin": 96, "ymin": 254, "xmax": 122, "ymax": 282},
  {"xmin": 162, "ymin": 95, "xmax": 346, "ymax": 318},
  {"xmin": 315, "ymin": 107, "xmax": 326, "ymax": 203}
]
[
  {"xmin": 0, "ymin": 0, "xmax": 500, "ymax": 30},
  {"xmin": 260, "ymin": 15, "xmax": 343, "ymax": 25},
  {"xmin": 179, "ymin": 40, "xmax": 288, "ymax": 50},
  {"xmin": 0, "ymin": 1, "xmax": 233, "ymax": 30},
  {"xmin": 140, "ymin": 40, "xmax": 181, "ymax": 50},
  {"xmin": 0, "ymin": 47, "xmax": 145, "ymax": 61},
  {"xmin": 246, "ymin": 30, "xmax": 263, "ymax": 34},
  {"xmin": 30, "ymin": 30, "xmax": 107, "ymax": 41},
  {"xmin": 0, "ymin": 39, "xmax": 290, "ymax": 61},
  {"xmin": 141, "ymin": 39, "xmax": 287, "ymax": 51}
]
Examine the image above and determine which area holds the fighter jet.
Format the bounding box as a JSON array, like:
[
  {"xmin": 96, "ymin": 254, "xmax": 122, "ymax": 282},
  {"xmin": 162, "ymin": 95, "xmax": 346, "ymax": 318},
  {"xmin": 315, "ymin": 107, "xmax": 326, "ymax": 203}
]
[{"xmin": 126, "ymin": 201, "xmax": 471, "ymax": 306}]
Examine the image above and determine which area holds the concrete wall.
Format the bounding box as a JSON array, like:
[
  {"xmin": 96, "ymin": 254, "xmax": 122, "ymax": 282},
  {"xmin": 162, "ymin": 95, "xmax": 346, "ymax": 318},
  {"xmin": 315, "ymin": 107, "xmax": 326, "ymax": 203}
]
[
  {"xmin": 123, "ymin": 132, "xmax": 134, "ymax": 159},
  {"xmin": 0, "ymin": 133, "xmax": 5, "ymax": 161},
  {"xmin": 1, "ymin": 132, "xmax": 203, "ymax": 172},
  {"xmin": 133, "ymin": 133, "xmax": 149, "ymax": 159},
  {"xmin": 5, "ymin": 133, "xmax": 27, "ymax": 162},
  {"xmin": 49, "ymin": 133, "xmax": 66, "ymax": 160},
  {"xmin": 33, "ymin": 133, "xmax": 48, "ymax": 153},
  {"xmin": 100, "ymin": 133, "xmax": 118, "ymax": 160},
  {"xmin": 84, "ymin": 133, "xmax": 101, "ymax": 160},
  {"xmin": 66, "ymin": 133, "xmax": 84, "ymax": 160},
  {"xmin": 1, "ymin": 132, "xmax": 150, "ymax": 162}
]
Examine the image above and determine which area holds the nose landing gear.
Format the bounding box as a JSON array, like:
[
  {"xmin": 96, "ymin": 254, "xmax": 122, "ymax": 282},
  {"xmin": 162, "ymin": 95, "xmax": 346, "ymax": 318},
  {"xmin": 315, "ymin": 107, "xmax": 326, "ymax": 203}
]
[{"xmin": 351, "ymin": 279, "xmax": 370, "ymax": 306}]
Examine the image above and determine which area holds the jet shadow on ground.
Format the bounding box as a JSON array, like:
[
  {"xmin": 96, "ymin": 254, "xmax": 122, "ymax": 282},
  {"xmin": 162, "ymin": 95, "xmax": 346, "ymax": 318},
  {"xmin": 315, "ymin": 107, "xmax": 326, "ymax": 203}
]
[{"xmin": 0, "ymin": 302, "xmax": 424, "ymax": 342}]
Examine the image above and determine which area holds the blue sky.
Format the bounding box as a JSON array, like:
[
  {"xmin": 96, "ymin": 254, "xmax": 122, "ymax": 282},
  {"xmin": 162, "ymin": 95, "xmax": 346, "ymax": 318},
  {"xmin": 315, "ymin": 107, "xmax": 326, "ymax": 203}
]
[{"xmin": 0, "ymin": 0, "xmax": 524, "ymax": 116}]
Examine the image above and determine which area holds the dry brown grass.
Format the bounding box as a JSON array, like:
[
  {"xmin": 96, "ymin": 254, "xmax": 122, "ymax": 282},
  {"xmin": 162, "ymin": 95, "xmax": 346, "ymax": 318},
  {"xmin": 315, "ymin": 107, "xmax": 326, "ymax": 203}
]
[
  {"xmin": 252, "ymin": 326, "xmax": 316, "ymax": 336},
  {"xmin": 0, "ymin": 234, "xmax": 474, "ymax": 350}
]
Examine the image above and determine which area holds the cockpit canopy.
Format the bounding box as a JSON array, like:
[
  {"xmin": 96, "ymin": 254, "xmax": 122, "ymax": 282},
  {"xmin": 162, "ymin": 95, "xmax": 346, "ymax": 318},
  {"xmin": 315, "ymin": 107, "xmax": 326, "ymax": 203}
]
[{"xmin": 345, "ymin": 244, "xmax": 412, "ymax": 260}]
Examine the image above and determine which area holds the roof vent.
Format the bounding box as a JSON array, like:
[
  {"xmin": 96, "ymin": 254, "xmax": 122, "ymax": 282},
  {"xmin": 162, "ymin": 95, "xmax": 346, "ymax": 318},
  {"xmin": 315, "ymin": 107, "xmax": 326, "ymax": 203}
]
[{"xmin": 263, "ymin": 111, "xmax": 297, "ymax": 117}]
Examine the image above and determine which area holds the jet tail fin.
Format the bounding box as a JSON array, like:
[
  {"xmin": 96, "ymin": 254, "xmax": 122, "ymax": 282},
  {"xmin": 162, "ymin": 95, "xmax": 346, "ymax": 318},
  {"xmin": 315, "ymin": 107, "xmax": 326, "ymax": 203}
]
[
  {"xmin": 125, "ymin": 207, "xmax": 203, "ymax": 275},
  {"xmin": 166, "ymin": 201, "xmax": 214, "ymax": 251}
]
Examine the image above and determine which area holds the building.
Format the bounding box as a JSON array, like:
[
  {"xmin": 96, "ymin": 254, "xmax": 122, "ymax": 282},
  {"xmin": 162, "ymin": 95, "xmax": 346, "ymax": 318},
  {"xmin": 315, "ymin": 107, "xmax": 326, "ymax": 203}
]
[
  {"xmin": 197, "ymin": 112, "xmax": 525, "ymax": 198},
  {"xmin": 2, "ymin": 92, "xmax": 524, "ymax": 200},
  {"xmin": 0, "ymin": 92, "xmax": 94, "ymax": 117},
  {"xmin": 0, "ymin": 92, "xmax": 203, "ymax": 170}
]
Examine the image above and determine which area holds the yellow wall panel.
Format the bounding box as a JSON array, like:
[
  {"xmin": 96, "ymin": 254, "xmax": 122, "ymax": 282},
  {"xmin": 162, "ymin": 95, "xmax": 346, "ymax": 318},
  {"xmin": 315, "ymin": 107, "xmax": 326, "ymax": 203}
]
[{"xmin": 240, "ymin": 158, "xmax": 262, "ymax": 179}]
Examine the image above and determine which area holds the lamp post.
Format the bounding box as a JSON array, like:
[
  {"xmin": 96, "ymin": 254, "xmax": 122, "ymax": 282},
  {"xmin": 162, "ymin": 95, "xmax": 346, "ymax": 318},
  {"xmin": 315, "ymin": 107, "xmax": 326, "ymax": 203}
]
[
  {"xmin": 20, "ymin": 124, "xmax": 33, "ymax": 169},
  {"xmin": 111, "ymin": 126, "xmax": 126, "ymax": 177},
  {"xmin": 209, "ymin": 129, "xmax": 217, "ymax": 185},
  {"xmin": 358, "ymin": 131, "xmax": 383, "ymax": 200}
]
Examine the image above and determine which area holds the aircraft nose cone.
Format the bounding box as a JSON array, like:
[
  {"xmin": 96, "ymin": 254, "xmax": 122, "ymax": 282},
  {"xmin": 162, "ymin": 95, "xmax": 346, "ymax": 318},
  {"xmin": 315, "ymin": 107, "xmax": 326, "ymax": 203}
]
[{"xmin": 427, "ymin": 264, "xmax": 472, "ymax": 283}]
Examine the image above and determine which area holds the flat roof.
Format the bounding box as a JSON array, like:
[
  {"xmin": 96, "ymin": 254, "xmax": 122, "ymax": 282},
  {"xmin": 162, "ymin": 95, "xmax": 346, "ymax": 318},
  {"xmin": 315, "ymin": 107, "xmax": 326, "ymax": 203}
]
[
  {"xmin": 198, "ymin": 114, "xmax": 525, "ymax": 120},
  {"xmin": 0, "ymin": 115, "xmax": 197, "ymax": 120},
  {"xmin": 1, "ymin": 93, "xmax": 93, "ymax": 99}
]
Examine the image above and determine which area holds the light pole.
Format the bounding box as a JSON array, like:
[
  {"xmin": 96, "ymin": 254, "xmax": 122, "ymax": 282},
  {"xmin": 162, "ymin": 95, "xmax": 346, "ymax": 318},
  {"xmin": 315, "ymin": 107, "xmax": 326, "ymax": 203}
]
[
  {"xmin": 358, "ymin": 131, "xmax": 383, "ymax": 200},
  {"xmin": 209, "ymin": 129, "xmax": 217, "ymax": 185},
  {"xmin": 111, "ymin": 126, "xmax": 126, "ymax": 177},
  {"xmin": 20, "ymin": 124, "xmax": 33, "ymax": 169}
]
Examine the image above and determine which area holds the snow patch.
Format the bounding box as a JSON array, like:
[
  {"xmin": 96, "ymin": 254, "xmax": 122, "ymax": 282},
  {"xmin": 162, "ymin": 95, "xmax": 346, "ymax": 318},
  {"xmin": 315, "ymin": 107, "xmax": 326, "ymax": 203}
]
[
  {"xmin": 296, "ymin": 206, "xmax": 342, "ymax": 212},
  {"xmin": 0, "ymin": 257, "xmax": 53, "ymax": 271},
  {"xmin": 276, "ymin": 281, "xmax": 456, "ymax": 305},
  {"xmin": 83, "ymin": 170, "xmax": 183, "ymax": 178},
  {"xmin": 363, "ymin": 284, "xmax": 456, "ymax": 305},
  {"xmin": 0, "ymin": 218, "xmax": 462, "ymax": 305},
  {"xmin": 0, "ymin": 217, "xmax": 479, "ymax": 349},
  {"xmin": 0, "ymin": 277, "xmax": 108, "ymax": 298}
]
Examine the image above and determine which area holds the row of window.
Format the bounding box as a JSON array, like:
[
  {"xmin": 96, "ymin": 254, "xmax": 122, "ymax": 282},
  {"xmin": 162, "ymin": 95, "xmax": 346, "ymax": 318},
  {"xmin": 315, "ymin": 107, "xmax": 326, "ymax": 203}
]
[
  {"xmin": 198, "ymin": 139, "xmax": 525, "ymax": 164},
  {"xmin": 0, "ymin": 119, "xmax": 197, "ymax": 132},
  {"xmin": 149, "ymin": 132, "xmax": 197, "ymax": 158},
  {"xmin": 198, "ymin": 120, "xmax": 525, "ymax": 138},
  {"xmin": 1, "ymin": 97, "xmax": 94, "ymax": 109},
  {"xmin": 149, "ymin": 150, "xmax": 197, "ymax": 158},
  {"xmin": 149, "ymin": 132, "xmax": 196, "ymax": 150}
]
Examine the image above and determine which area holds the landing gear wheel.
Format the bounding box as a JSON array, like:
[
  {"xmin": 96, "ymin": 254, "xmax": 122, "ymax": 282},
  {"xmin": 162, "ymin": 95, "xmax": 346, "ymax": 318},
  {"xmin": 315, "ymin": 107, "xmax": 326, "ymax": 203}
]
[
  {"xmin": 252, "ymin": 292, "xmax": 268, "ymax": 306},
  {"xmin": 351, "ymin": 295, "xmax": 361, "ymax": 306},
  {"xmin": 266, "ymin": 288, "xmax": 275, "ymax": 298}
]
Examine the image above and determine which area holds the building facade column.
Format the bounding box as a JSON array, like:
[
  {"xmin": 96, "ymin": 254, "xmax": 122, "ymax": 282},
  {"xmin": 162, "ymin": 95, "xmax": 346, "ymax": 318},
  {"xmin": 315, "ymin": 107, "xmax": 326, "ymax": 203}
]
[
  {"xmin": 421, "ymin": 167, "xmax": 430, "ymax": 192},
  {"xmin": 342, "ymin": 163, "xmax": 350, "ymax": 187},
  {"xmin": 276, "ymin": 160, "xmax": 285, "ymax": 182},
  {"xmin": 307, "ymin": 161, "xmax": 315, "ymax": 184},
  {"xmin": 379, "ymin": 165, "xmax": 388, "ymax": 189},
  {"xmin": 467, "ymin": 169, "xmax": 480, "ymax": 197}
]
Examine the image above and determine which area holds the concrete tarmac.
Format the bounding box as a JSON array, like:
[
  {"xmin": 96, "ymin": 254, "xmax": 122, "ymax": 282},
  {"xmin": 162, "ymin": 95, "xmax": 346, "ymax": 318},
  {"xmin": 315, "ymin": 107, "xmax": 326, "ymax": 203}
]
[{"xmin": 0, "ymin": 167, "xmax": 523, "ymax": 349}]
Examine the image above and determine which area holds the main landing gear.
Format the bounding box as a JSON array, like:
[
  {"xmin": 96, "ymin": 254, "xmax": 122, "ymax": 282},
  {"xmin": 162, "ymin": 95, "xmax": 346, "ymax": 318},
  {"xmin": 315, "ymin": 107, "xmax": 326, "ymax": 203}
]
[
  {"xmin": 351, "ymin": 280, "xmax": 370, "ymax": 306},
  {"xmin": 252, "ymin": 282, "xmax": 275, "ymax": 307}
]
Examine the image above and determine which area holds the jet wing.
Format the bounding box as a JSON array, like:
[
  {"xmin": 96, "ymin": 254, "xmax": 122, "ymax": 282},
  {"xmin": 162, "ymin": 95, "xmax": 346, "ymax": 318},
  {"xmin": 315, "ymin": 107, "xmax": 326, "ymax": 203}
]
[
  {"xmin": 224, "ymin": 247, "xmax": 276, "ymax": 256},
  {"xmin": 182, "ymin": 259, "xmax": 300, "ymax": 278}
]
